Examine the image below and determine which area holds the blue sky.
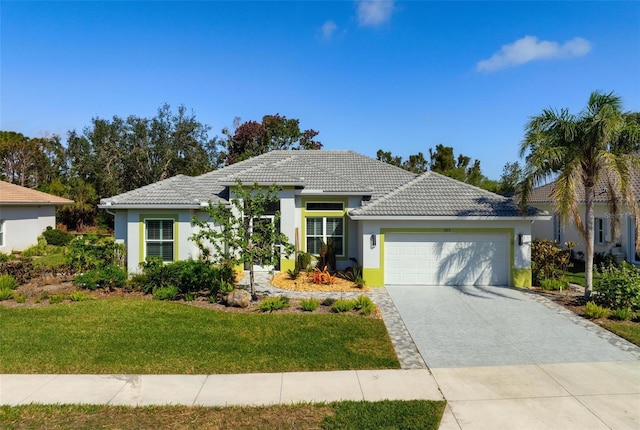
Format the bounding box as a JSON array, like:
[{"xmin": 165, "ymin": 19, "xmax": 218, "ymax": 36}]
[{"xmin": 2, "ymin": 1, "xmax": 639, "ymax": 179}]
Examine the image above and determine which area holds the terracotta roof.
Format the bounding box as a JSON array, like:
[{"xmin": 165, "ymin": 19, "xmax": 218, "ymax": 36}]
[{"xmin": 0, "ymin": 181, "xmax": 74, "ymax": 205}]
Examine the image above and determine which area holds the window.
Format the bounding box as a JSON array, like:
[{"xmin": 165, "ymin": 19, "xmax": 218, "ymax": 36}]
[
  {"xmin": 0, "ymin": 220, "xmax": 4, "ymax": 247},
  {"xmin": 595, "ymin": 218, "xmax": 606, "ymax": 245},
  {"xmin": 306, "ymin": 217, "xmax": 344, "ymax": 256},
  {"xmin": 305, "ymin": 202, "xmax": 344, "ymax": 211},
  {"xmin": 553, "ymin": 214, "xmax": 563, "ymax": 243},
  {"xmin": 145, "ymin": 219, "xmax": 174, "ymax": 262}
]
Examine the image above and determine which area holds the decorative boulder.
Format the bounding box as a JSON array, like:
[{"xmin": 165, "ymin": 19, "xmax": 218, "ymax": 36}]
[{"xmin": 225, "ymin": 289, "xmax": 251, "ymax": 308}]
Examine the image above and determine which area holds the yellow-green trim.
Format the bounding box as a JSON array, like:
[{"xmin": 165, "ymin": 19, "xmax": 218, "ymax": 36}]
[
  {"xmin": 139, "ymin": 214, "xmax": 180, "ymax": 263},
  {"xmin": 379, "ymin": 228, "xmax": 517, "ymax": 286},
  {"xmin": 301, "ymin": 197, "xmax": 350, "ymax": 261},
  {"xmin": 363, "ymin": 268, "xmax": 384, "ymax": 287},
  {"xmin": 512, "ymin": 268, "xmax": 532, "ymax": 288},
  {"xmin": 280, "ymin": 258, "xmax": 296, "ymax": 272}
]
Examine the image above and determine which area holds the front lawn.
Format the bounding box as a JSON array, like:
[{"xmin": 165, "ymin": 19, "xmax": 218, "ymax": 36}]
[
  {"xmin": 0, "ymin": 298, "xmax": 399, "ymax": 374},
  {"xmin": 0, "ymin": 401, "xmax": 446, "ymax": 430},
  {"xmin": 600, "ymin": 321, "xmax": 640, "ymax": 346}
]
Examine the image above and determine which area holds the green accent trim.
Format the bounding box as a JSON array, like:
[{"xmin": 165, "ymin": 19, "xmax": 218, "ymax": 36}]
[
  {"xmin": 280, "ymin": 258, "xmax": 296, "ymax": 272},
  {"xmin": 363, "ymin": 268, "xmax": 384, "ymax": 287},
  {"xmin": 139, "ymin": 214, "xmax": 180, "ymax": 263},
  {"xmin": 301, "ymin": 197, "xmax": 349, "ymax": 261},
  {"xmin": 512, "ymin": 268, "xmax": 532, "ymax": 288},
  {"xmin": 379, "ymin": 228, "xmax": 516, "ymax": 286}
]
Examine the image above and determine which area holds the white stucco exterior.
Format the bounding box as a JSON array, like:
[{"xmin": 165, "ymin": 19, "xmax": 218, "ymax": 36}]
[{"xmin": 0, "ymin": 205, "xmax": 56, "ymax": 253}]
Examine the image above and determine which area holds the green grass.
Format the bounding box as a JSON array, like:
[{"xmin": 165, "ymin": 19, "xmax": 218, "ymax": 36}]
[
  {"xmin": 31, "ymin": 253, "xmax": 67, "ymax": 269},
  {"xmin": 0, "ymin": 298, "xmax": 399, "ymax": 374},
  {"xmin": 601, "ymin": 321, "xmax": 640, "ymax": 346},
  {"xmin": 0, "ymin": 401, "xmax": 446, "ymax": 430}
]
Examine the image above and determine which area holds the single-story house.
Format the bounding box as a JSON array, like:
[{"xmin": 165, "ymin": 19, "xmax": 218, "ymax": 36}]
[
  {"xmin": 0, "ymin": 180, "xmax": 74, "ymax": 253},
  {"xmin": 99, "ymin": 150, "xmax": 548, "ymax": 287},
  {"xmin": 529, "ymin": 172, "xmax": 640, "ymax": 265}
]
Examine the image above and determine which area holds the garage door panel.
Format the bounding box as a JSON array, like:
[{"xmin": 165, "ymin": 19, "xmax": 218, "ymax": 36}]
[{"xmin": 385, "ymin": 233, "xmax": 509, "ymax": 286}]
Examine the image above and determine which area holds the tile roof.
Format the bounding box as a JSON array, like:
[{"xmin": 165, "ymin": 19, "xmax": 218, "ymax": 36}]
[
  {"xmin": 350, "ymin": 171, "xmax": 545, "ymax": 217},
  {"xmin": 528, "ymin": 170, "xmax": 640, "ymax": 204},
  {"xmin": 0, "ymin": 181, "xmax": 74, "ymax": 205},
  {"xmin": 99, "ymin": 150, "xmax": 545, "ymax": 218}
]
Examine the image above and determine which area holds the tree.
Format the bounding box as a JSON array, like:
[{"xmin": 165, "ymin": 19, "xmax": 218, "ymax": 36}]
[
  {"xmin": 519, "ymin": 91, "xmax": 640, "ymax": 297},
  {"xmin": 0, "ymin": 131, "xmax": 64, "ymax": 188},
  {"xmin": 191, "ymin": 181, "xmax": 295, "ymax": 299},
  {"xmin": 498, "ymin": 161, "xmax": 523, "ymax": 196},
  {"xmin": 220, "ymin": 114, "xmax": 322, "ymax": 165}
]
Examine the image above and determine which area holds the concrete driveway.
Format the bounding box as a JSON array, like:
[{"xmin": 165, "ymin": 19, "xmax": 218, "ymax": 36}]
[{"xmin": 386, "ymin": 285, "xmax": 638, "ymax": 368}]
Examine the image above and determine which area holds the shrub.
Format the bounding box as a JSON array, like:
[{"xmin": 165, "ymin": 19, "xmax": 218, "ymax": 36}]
[
  {"xmin": 0, "ymin": 274, "xmax": 18, "ymax": 290},
  {"xmin": 153, "ymin": 285, "xmax": 179, "ymax": 300},
  {"xmin": 332, "ymin": 299, "xmax": 355, "ymax": 313},
  {"xmin": 66, "ymin": 235, "xmax": 125, "ymax": 272},
  {"xmin": 49, "ymin": 294, "xmax": 65, "ymax": 304},
  {"xmin": 300, "ymin": 297, "xmax": 319, "ymax": 312},
  {"xmin": 258, "ymin": 296, "xmax": 290, "ymax": 312},
  {"xmin": 0, "ymin": 260, "xmax": 38, "ymax": 285},
  {"xmin": 531, "ymin": 239, "xmax": 572, "ymax": 285},
  {"xmin": 14, "ymin": 294, "xmax": 26, "ymax": 304},
  {"xmin": 0, "ymin": 288, "xmax": 13, "ymax": 301},
  {"xmin": 540, "ymin": 278, "xmax": 565, "ymax": 291},
  {"xmin": 42, "ymin": 227, "xmax": 74, "ymax": 246},
  {"xmin": 610, "ymin": 307, "xmax": 633, "ymax": 321},
  {"xmin": 21, "ymin": 236, "xmax": 49, "ymax": 258},
  {"xmin": 0, "ymin": 253, "xmax": 11, "ymax": 263},
  {"xmin": 73, "ymin": 265, "xmax": 127, "ymax": 291},
  {"xmin": 69, "ymin": 291, "xmax": 90, "ymax": 302},
  {"xmin": 584, "ymin": 301, "xmax": 610, "ymax": 319},
  {"xmin": 184, "ymin": 292, "xmax": 197, "ymax": 302},
  {"xmin": 353, "ymin": 295, "xmax": 375, "ymax": 316},
  {"xmin": 296, "ymin": 251, "xmax": 312, "ymax": 271},
  {"xmin": 595, "ymin": 262, "xmax": 640, "ymax": 310},
  {"xmin": 594, "ymin": 251, "xmax": 619, "ymax": 270},
  {"xmin": 287, "ymin": 267, "xmax": 300, "ymax": 280},
  {"xmin": 139, "ymin": 258, "xmax": 234, "ymax": 296}
]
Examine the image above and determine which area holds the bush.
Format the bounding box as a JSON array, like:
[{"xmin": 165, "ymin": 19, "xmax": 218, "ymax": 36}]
[
  {"xmin": 300, "ymin": 297, "xmax": 319, "ymax": 312},
  {"xmin": 296, "ymin": 251, "xmax": 312, "ymax": 271},
  {"xmin": 69, "ymin": 291, "xmax": 90, "ymax": 302},
  {"xmin": 321, "ymin": 297, "xmax": 336, "ymax": 307},
  {"xmin": 332, "ymin": 299, "xmax": 355, "ymax": 313},
  {"xmin": 66, "ymin": 235, "xmax": 125, "ymax": 272},
  {"xmin": 595, "ymin": 262, "xmax": 640, "ymax": 310},
  {"xmin": 73, "ymin": 265, "xmax": 127, "ymax": 290},
  {"xmin": 0, "ymin": 288, "xmax": 13, "ymax": 301},
  {"xmin": 49, "ymin": 294, "xmax": 65, "ymax": 304},
  {"xmin": 42, "ymin": 227, "xmax": 74, "ymax": 246},
  {"xmin": 287, "ymin": 267, "xmax": 300, "ymax": 280},
  {"xmin": 353, "ymin": 295, "xmax": 375, "ymax": 316},
  {"xmin": 21, "ymin": 236, "xmax": 49, "ymax": 258},
  {"xmin": 540, "ymin": 278, "xmax": 565, "ymax": 291},
  {"xmin": 610, "ymin": 307, "xmax": 633, "ymax": 321},
  {"xmin": 584, "ymin": 301, "xmax": 610, "ymax": 319},
  {"xmin": 531, "ymin": 239, "xmax": 572, "ymax": 285},
  {"xmin": 0, "ymin": 260, "xmax": 38, "ymax": 285},
  {"xmin": 594, "ymin": 251, "xmax": 619, "ymax": 271},
  {"xmin": 0, "ymin": 274, "xmax": 18, "ymax": 290},
  {"xmin": 139, "ymin": 258, "xmax": 234, "ymax": 296},
  {"xmin": 153, "ymin": 285, "xmax": 179, "ymax": 300},
  {"xmin": 14, "ymin": 294, "xmax": 26, "ymax": 303},
  {"xmin": 0, "ymin": 253, "xmax": 11, "ymax": 263},
  {"xmin": 258, "ymin": 296, "xmax": 290, "ymax": 312}
]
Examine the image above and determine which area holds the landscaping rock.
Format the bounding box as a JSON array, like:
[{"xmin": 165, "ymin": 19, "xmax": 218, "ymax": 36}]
[{"xmin": 225, "ymin": 289, "xmax": 251, "ymax": 308}]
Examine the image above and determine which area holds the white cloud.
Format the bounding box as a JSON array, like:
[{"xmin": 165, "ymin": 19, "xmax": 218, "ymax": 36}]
[
  {"xmin": 477, "ymin": 36, "xmax": 592, "ymax": 72},
  {"xmin": 321, "ymin": 20, "xmax": 338, "ymax": 41},
  {"xmin": 357, "ymin": 0, "xmax": 395, "ymax": 27}
]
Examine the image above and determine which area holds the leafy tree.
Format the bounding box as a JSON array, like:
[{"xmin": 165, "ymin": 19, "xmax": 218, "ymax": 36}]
[
  {"xmin": 376, "ymin": 149, "xmax": 402, "ymax": 168},
  {"xmin": 220, "ymin": 114, "xmax": 322, "ymax": 165},
  {"xmin": 191, "ymin": 181, "xmax": 295, "ymax": 299},
  {"xmin": 498, "ymin": 161, "xmax": 523, "ymax": 196},
  {"xmin": 519, "ymin": 91, "xmax": 640, "ymax": 297},
  {"xmin": 0, "ymin": 131, "xmax": 64, "ymax": 188}
]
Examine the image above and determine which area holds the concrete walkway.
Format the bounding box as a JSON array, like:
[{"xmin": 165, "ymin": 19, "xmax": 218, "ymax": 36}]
[{"xmin": 2, "ymin": 274, "xmax": 639, "ymax": 429}]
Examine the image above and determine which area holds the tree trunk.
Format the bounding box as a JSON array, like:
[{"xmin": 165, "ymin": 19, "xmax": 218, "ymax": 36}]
[
  {"xmin": 249, "ymin": 266, "xmax": 256, "ymax": 300},
  {"xmin": 584, "ymin": 185, "xmax": 595, "ymax": 298}
]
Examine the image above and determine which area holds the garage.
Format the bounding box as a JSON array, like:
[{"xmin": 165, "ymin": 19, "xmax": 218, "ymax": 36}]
[{"xmin": 384, "ymin": 232, "xmax": 510, "ymax": 286}]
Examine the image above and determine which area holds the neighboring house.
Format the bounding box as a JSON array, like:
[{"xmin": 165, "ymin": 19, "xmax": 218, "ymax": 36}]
[
  {"xmin": 0, "ymin": 181, "xmax": 74, "ymax": 253},
  {"xmin": 99, "ymin": 150, "xmax": 547, "ymax": 287},
  {"xmin": 529, "ymin": 173, "xmax": 640, "ymax": 265}
]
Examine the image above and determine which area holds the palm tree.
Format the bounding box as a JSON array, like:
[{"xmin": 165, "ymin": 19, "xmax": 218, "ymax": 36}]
[{"xmin": 519, "ymin": 91, "xmax": 640, "ymax": 297}]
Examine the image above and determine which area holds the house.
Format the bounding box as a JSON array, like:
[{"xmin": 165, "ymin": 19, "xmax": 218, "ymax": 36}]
[
  {"xmin": 99, "ymin": 150, "xmax": 548, "ymax": 287},
  {"xmin": 529, "ymin": 172, "xmax": 640, "ymax": 265},
  {"xmin": 0, "ymin": 180, "xmax": 74, "ymax": 253}
]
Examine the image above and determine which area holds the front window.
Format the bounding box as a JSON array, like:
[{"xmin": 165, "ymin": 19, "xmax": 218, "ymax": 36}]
[
  {"xmin": 145, "ymin": 219, "xmax": 174, "ymax": 262},
  {"xmin": 306, "ymin": 217, "xmax": 344, "ymax": 256},
  {"xmin": 595, "ymin": 218, "xmax": 605, "ymax": 245}
]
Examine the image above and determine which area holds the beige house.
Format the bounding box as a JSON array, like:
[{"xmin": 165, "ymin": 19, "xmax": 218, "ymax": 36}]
[{"xmin": 0, "ymin": 181, "xmax": 73, "ymax": 253}]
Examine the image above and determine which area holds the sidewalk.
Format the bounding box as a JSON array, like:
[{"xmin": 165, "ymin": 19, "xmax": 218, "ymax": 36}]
[{"xmin": 0, "ymin": 369, "xmax": 443, "ymax": 406}]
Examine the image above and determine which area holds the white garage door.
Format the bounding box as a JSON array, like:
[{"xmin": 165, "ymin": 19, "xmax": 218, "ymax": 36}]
[{"xmin": 385, "ymin": 233, "xmax": 510, "ymax": 286}]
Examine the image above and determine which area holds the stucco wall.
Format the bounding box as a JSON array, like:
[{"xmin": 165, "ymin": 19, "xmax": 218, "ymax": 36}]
[{"xmin": 0, "ymin": 205, "xmax": 56, "ymax": 253}]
